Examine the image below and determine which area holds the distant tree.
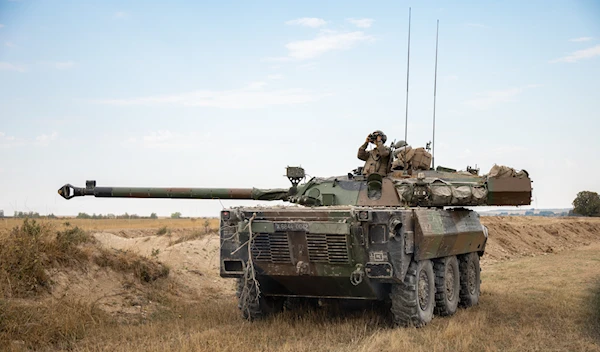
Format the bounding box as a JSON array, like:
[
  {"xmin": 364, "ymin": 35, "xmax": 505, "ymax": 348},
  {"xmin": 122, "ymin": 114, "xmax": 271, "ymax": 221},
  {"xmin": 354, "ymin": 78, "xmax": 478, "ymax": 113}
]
[
  {"xmin": 538, "ymin": 211, "xmax": 555, "ymax": 217},
  {"xmin": 14, "ymin": 211, "xmax": 41, "ymax": 218},
  {"xmin": 171, "ymin": 212, "xmax": 182, "ymax": 219},
  {"xmin": 150, "ymin": 212, "xmax": 158, "ymax": 219},
  {"xmin": 525, "ymin": 210, "xmax": 534, "ymax": 216},
  {"xmin": 572, "ymin": 191, "xmax": 600, "ymax": 217},
  {"xmin": 77, "ymin": 212, "xmax": 91, "ymax": 219}
]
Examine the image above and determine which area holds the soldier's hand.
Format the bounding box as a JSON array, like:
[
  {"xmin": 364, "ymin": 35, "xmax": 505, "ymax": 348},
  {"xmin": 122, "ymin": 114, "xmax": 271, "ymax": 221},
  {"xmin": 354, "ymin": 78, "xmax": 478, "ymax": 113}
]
[{"xmin": 365, "ymin": 136, "xmax": 371, "ymax": 144}]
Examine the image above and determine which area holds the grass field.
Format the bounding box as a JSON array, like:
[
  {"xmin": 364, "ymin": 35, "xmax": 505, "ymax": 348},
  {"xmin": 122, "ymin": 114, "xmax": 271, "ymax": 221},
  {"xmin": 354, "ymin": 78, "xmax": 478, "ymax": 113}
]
[{"xmin": 1, "ymin": 217, "xmax": 599, "ymax": 351}]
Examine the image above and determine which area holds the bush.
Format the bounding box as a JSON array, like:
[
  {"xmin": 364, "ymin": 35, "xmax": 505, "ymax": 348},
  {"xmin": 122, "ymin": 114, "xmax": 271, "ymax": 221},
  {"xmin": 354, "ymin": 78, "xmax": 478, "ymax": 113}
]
[
  {"xmin": 0, "ymin": 219, "xmax": 94, "ymax": 298},
  {"xmin": 171, "ymin": 212, "xmax": 182, "ymax": 219}
]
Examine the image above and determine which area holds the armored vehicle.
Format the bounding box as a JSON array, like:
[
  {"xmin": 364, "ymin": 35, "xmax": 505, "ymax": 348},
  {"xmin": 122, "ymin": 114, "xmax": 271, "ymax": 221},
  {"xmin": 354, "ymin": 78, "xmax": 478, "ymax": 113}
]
[{"xmin": 58, "ymin": 162, "xmax": 531, "ymax": 327}]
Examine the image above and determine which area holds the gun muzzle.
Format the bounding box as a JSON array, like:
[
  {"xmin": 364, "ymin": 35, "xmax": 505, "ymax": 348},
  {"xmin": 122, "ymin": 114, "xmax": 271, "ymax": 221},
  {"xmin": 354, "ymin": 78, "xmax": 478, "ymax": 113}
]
[{"xmin": 57, "ymin": 181, "xmax": 96, "ymax": 200}]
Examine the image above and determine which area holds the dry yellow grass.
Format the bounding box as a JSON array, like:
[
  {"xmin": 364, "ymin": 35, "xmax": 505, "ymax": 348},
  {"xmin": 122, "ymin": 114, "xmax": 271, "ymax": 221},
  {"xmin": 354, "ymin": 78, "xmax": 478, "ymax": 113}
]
[{"xmin": 1, "ymin": 217, "xmax": 599, "ymax": 351}]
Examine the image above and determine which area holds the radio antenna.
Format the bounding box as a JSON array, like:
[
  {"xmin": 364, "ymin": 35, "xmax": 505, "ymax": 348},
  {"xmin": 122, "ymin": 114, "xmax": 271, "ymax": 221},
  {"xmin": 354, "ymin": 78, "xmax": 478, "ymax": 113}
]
[
  {"xmin": 403, "ymin": 7, "xmax": 411, "ymax": 145},
  {"xmin": 431, "ymin": 19, "xmax": 439, "ymax": 169}
]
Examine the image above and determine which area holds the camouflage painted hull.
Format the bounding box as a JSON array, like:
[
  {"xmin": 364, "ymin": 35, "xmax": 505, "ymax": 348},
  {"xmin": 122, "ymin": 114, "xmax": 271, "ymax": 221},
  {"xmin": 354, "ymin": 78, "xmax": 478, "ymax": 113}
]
[{"xmin": 220, "ymin": 206, "xmax": 487, "ymax": 300}]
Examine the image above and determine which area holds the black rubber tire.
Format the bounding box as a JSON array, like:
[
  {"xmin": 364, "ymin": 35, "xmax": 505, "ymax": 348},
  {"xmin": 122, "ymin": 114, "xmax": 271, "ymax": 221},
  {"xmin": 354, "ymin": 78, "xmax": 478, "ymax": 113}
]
[
  {"xmin": 236, "ymin": 278, "xmax": 284, "ymax": 321},
  {"xmin": 433, "ymin": 255, "xmax": 460, "ymax": 316},
  {"xmin": 390, "ymin": 260, "xmax": 435, "ymax": 327},
  {"xmin": 458, "ymin": 252, "xmax": 481, "ymax": 308}
]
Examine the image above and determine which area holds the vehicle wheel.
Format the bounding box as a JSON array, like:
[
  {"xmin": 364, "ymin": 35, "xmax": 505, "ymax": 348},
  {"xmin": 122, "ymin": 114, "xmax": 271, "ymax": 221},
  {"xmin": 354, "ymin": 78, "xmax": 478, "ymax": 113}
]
[
  {"xmin": 458, "ymin": 252, "xmax": 481, "ymax": 308},
  {"xmin": 390, "ymin": 260, "xmax": 435, "ymax": 327},
  {"xmin": 236, "ymin": 277, "xmax": 284, "ymax": 321},
  {"xmin": 433, "ymin": 256, "xmax": 460, "ymax": 316}
]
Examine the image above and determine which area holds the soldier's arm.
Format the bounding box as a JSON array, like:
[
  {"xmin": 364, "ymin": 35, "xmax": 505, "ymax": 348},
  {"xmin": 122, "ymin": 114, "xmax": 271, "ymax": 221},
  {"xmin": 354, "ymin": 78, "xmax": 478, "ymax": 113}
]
[
  {"xmin": 357, "ymin": 141, "xmax": 369, "ymax": 161},
  {"xmin": 375, "ymin": 141, "xmax": 390, "ymax": 157}
]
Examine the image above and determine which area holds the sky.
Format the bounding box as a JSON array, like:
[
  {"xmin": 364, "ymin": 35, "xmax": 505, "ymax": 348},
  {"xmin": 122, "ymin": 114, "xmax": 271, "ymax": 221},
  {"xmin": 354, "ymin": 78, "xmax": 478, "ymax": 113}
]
[{"xmin": 1, "ymin": 0, "xmax": 599, "ymax": 217}]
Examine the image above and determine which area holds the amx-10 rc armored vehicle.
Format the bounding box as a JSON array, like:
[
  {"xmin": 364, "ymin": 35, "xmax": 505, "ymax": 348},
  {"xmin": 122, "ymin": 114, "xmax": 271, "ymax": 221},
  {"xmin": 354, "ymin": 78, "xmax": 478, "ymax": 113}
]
[{"xmin": 58, "ymin": 163, "xmax": 531, "ymax": 327}]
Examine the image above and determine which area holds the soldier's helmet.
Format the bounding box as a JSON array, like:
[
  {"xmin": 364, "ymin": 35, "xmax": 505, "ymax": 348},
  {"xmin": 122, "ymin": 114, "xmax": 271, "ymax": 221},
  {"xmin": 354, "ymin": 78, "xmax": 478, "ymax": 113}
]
[
  {"xmin": 394, "ymin": 140, "xmax": 407, "ymax": 148},
  {"xmin": 370, "ymin": 130, "xmax": 387, "ymax": 144}
]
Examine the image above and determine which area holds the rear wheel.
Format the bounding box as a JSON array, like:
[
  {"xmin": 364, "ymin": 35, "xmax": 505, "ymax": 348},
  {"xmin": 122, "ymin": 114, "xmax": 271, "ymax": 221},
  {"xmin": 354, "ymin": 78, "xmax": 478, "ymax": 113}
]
[
  {"xmin": 434, "ymin": 256, "xmax": 460, "ymax": 316},
  {"xmin": 459, "ymin": 252, "xmax": 481, "ymax": 308},
  {"xmin": 236, "ymin": 277, "xmax": 284, "ymax": 321},
  {"xmin": 390, "ymin": 260, "xmax": 435, "ymax": 327}
]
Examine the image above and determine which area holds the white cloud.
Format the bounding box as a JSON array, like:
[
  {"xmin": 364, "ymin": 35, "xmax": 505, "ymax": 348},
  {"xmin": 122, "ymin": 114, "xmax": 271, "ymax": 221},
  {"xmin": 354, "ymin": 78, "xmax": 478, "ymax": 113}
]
[
  {"xmin": 347, "ymin": 18, "xmax": 374, "ymax": 28},
  {"xmin": 35, "ymin": 132, "xmax": 58, "ymax": 146},
  {"xmin": 97, "ymin": 83, "xmax": 327, "ymax": 109},
  {"xmin": 285, "ymin": 18, "xmax": 327, "ymax": 28},
  {"xmin": 569, "ymin": 37, "xmax": 593, "ymax": 42},
  {"xmin": 0, "ymin": 62, "xmax": 26, "ymax": 72},
  {"xmin": 268, "ymin": 30, "xmax": 374, "ymax": 61},
  {"xmin": 267, "ymin": 74, "xmax": 284, "ymax": 80},
  {"xmin": 464, "ymin": 85, "xmax": 540, "ymax": 110},
  {"xmin": 54, "ymin": 61, "xmax": 75, "ymax": 70},
  {"xmin": 550, "ymin": 44, "xmax": 600, "ymax": 63},
  {"xmin": 5, "ymin": 41, "xmax": 15, "ymax": 48},
  {"xmin": 113, "ymin": 11, "xmax": 127, "ymax": 19}
]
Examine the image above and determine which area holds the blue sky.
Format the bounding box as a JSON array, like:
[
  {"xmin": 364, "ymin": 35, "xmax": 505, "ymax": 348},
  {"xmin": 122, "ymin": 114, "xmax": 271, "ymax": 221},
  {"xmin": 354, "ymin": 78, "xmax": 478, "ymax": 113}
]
[{"xmin": 1, "ymin": 0, "xmax": 599, "ymax": 216}]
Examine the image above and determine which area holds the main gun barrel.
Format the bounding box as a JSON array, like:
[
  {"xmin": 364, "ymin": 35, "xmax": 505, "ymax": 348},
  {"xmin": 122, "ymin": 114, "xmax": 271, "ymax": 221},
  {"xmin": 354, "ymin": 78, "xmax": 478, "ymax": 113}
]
[{"xmin": 58, "ymin": 181, "xmax": 290, "ymax": 201}]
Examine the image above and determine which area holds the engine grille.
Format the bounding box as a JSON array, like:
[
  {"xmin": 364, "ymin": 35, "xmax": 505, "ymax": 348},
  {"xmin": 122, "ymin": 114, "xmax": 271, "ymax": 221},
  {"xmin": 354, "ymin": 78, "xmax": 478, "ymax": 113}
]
[
  {"xmin": 251, "ymin": 233, "xmax": 291, "ymax": 263},
  {"xmin": 250, "ymin": 233, "xmax": 350, "ymax": 265},
  {"xmin": 306, "ymin": 234, "xmax": 350, "ymax": 264}
]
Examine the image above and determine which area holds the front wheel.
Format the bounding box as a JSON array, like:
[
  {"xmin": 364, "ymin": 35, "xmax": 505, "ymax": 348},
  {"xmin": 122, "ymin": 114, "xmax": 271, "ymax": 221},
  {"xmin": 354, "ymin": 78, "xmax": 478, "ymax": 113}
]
[{"xmin": 390, "ymin": 260, "xmax": 435, "ymax": 327}]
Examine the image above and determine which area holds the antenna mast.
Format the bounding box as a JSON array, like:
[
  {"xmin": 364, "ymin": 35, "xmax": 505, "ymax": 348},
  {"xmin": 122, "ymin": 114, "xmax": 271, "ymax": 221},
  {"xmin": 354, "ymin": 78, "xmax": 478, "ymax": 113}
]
[
  {"xmin": 432, "ymin": 19, "xmax": 439, "ymax": 169},
  {"xmin": 404, "ymin": 7, "xmax": 411, "ymax": 145}
]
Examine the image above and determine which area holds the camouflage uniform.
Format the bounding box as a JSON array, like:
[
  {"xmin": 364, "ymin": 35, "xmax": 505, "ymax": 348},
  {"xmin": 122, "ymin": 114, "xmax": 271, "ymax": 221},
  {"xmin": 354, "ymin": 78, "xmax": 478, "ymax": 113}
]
[{"xmin": 358, "ymin": 140, "xmax": 391, "ymax": 176}]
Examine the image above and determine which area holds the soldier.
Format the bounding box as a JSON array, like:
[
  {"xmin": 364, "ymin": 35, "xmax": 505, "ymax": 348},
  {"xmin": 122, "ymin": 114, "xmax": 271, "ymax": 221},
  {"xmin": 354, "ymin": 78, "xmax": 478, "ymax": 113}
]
[{"xmin": 358, "ymin": 130, "xmax": 391, "ymax": 176}]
